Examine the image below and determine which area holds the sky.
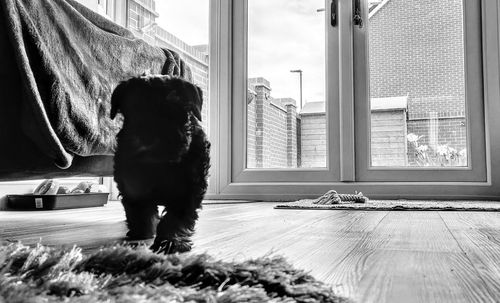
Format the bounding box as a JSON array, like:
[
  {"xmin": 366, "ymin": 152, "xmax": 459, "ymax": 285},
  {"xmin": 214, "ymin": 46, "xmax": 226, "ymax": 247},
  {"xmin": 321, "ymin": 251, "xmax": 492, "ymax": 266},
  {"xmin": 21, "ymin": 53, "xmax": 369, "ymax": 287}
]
[
  {"xmin": 154, "ymin": 0, "xmax": 209, "ymax": 46},
  {"xmin": 248, "ymin": 0, "xmax": 325, "ymax": 104},
  {"xmin": 154, "ymin": 0, "xmax": 326, "ymax": 107}
]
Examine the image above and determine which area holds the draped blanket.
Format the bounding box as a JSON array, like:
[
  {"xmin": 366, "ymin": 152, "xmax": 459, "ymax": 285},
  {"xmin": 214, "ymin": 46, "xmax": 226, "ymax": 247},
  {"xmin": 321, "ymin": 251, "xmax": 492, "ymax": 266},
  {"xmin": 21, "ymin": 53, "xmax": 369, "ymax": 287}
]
[{"xmin": 0, "ymin": 0, "xmax": 191, "ymax": 179}]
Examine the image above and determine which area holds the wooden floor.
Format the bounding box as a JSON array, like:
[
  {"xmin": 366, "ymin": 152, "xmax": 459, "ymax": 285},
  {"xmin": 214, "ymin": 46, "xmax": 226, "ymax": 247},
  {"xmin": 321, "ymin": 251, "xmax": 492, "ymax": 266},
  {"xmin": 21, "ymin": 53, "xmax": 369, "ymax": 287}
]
[{"xmin": 2, "ymin": 201, "xmax": 500, "ymax": 302}]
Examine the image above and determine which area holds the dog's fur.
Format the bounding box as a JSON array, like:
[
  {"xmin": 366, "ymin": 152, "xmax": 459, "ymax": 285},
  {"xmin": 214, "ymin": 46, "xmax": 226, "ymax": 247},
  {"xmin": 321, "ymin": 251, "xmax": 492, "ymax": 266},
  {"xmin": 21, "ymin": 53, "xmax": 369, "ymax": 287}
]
[{"xmin": 111, "ymin": 75, "xmax": 210, "ymax": 254}]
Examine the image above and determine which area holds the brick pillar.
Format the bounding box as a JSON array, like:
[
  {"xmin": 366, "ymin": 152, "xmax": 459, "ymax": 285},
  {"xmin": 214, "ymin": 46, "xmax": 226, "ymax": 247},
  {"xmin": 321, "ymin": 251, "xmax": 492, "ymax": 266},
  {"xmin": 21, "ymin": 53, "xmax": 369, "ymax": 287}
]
[
  {"xmin": 248, "ymin": 78, "xmax": 271, "ymax": 168},
  {"xmin": 428, "ymin": 111, "xmax": 438, "ymax": 149},
  {"xmin": 286, "ymin": 104, "xmax": 297, "ymax": 167},
  {"xmin": 296, "ymin": 117, "xmax": 302, "ymax": 167}
]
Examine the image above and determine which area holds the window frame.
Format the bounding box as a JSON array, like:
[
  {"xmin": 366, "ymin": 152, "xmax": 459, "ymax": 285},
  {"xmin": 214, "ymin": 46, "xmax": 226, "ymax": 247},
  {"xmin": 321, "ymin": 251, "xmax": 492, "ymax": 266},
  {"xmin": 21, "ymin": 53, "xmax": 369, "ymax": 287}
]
[{"xmin": 206, "ymin": 0, "xmax": 500, "ymax": 200}]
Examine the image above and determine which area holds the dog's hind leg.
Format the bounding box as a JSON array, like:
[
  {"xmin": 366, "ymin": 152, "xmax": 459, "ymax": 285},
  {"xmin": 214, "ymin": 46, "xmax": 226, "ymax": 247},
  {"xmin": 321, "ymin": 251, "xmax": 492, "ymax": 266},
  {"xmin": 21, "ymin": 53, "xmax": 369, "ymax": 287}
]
[
  {"xmin": 121, "ymin": 198, "xmax": 159, "ymax": 240},
  {"xmin": 150, "ymin": 204, "xmax": 199, "ymax": 254}
]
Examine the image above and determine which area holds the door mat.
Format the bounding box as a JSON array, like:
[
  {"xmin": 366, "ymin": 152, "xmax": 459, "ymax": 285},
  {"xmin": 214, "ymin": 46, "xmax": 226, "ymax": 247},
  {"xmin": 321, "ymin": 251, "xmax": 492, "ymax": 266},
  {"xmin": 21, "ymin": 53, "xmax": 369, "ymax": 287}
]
[{"xmin": 275, "ymin": 199, "xmax": 500, "ymax": 211}]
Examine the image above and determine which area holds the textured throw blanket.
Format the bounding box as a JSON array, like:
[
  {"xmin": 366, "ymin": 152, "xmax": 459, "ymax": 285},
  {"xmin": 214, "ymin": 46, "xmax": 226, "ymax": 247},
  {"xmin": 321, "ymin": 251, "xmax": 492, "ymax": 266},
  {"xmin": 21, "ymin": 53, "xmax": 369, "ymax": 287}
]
[{"xmin": 0, "ymin": 0, "xmax": 191, "ymax": 178}]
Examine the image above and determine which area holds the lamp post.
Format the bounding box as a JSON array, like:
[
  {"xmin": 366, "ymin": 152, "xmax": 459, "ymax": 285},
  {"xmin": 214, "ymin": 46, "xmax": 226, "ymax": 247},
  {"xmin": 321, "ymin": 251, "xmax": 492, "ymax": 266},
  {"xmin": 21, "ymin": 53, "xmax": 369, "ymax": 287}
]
[{"xmin": 290, "ymin": 69, "xmax": 303, "ymax": 111}]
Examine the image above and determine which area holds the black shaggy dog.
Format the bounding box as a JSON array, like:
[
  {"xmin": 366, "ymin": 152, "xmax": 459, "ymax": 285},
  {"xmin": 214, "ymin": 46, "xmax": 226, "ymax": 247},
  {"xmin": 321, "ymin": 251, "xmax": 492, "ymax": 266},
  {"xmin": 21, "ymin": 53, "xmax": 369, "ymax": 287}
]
[{"xmin": 111, "ymin": 74, "xmax": 210, "ymax": 254}]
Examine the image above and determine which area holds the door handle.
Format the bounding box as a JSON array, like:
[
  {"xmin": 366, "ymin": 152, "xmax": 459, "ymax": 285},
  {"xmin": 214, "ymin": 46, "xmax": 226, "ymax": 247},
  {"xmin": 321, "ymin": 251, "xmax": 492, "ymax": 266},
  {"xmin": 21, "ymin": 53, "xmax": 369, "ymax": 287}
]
[
  {"xmin": 353, "ymin": 0, "xmax": 363, "ymax": 28},
  {"xmin": 331, "ymin": 0, "xmax": 337, "ymax": 27}
]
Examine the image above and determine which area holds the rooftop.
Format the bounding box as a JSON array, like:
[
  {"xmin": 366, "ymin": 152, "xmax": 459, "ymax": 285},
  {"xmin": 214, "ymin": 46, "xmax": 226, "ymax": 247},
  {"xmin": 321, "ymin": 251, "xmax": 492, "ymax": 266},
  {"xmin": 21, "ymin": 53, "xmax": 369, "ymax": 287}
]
[
  {"xmin": 299, "ymin": 95, "xmax": 407, "ymax": 115},
  {"xmin": 371, "ymin": 96, "xmax": 408, "ymax": 111},
  {"xmin": 301, "ymin": 101, "xmax": 325, "ymax": 114},
  {"xmin": 369, "ymin": 0, "xmax": 391, "ymax": 18}
]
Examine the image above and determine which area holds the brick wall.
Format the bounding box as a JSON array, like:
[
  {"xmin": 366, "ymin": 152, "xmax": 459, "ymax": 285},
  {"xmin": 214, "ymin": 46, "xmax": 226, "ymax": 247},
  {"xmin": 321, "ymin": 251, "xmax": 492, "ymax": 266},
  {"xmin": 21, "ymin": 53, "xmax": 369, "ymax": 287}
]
[
  {"xmin": 247, "ymin": 89, "xmax": 257, "ymax": 168},
  {"xmin": 296, "ymin": 117, "xmax": 302, "ymax": 167},
  {"xmin": 128, "ymin": 0, "xmax": 157, "ymax": 45},
  {"xmin": 247, "ymin": 78, "xmax": 298, "ymax": 168},
  {"xmin": 369, "ymin": 0, "xmax": 465, "ymax": 106},
  {"xmin": 264, "ymin": 102, "xmax": 288, "ymax": 167},
  {"xmin": 369, "ymin": 0, "xmax": 466, "ymax": 163},
  {"xmin": 286, "ymin": 104, "xmax": 298, "ymax": 167}
]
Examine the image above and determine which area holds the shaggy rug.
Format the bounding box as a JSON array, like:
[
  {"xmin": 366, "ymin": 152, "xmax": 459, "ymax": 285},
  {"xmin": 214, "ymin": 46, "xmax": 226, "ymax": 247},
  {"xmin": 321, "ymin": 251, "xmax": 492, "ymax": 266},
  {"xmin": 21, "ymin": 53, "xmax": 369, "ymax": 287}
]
[
  {"xmin": 275, "ymin": 199, "xmax": 500, "ymax": 211},
  {"xmin": 0, "ymin": 242, "xmax": 349, "ymax": 303}
]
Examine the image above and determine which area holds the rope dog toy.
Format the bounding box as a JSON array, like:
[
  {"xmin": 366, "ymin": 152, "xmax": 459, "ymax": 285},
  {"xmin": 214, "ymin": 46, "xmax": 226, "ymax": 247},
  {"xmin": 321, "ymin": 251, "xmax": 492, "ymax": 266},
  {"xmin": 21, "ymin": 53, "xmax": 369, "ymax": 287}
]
[{"xmin": 313, "ymin": 190, "xmax": 369, "ymax": 205}]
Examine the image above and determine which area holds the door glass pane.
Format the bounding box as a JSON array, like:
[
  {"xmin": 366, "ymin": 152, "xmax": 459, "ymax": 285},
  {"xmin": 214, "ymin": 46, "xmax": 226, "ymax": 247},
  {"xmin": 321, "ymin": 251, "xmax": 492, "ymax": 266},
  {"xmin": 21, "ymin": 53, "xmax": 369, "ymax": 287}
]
[
  {"xmin": 247, "ymin": 0, "xmax": 326, "ymax": 168},
  {"xmin": 369, "ymin": 0, "xmax": 467, "ymax": 167}
]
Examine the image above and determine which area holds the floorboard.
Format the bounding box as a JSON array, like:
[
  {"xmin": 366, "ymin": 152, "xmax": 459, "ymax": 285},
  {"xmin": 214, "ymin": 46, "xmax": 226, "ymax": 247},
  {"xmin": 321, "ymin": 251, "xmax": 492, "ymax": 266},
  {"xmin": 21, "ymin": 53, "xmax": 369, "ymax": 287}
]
[
  {"xmin": 347, "ymin": 212, "xmax": 496, "ymax": 303},
  {"xmin": 439, "ymin": 212, "xmax": 500, "ymax": 297},
  {"xmin": 1, "ymin": 202, "xmax": 500, "ymax": 302}
]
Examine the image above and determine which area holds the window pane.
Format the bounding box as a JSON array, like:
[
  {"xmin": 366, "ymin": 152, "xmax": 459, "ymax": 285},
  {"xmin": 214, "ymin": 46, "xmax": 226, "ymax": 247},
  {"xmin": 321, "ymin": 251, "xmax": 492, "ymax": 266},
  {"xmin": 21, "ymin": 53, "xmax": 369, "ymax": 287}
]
[
  {"xmin": 247, "ymin": 0, "xmax": 326, "ymax": 168},
  {"xmin": 128, "ymin": 0, "xmax": 210, "ymax": 130},
  {"xmin": 369, "ymin": 0, "xmax": 467, "ymax": 167}
]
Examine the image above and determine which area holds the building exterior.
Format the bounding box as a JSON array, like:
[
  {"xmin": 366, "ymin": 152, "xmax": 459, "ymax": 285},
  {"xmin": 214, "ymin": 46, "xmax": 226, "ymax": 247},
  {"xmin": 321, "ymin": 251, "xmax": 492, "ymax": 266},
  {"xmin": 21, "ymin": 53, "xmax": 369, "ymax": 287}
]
[
  {"xmin": 76, "ymin": 0, "xmax": 114, "ymax": 18},
  {"xmin": 126, "ymin": 0, "xmax": 158, "ymax": 45}
]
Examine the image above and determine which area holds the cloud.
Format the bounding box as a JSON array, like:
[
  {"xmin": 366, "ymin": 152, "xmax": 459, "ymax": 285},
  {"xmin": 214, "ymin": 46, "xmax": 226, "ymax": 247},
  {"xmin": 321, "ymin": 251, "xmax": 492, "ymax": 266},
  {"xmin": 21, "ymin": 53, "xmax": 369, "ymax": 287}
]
[
  {"xmin": 155, "ymin": 0, "xmax": 209, "ymax": 46},
  {"xmin": 155, "ymin": 0, "xmax": 326, "ymax": 102},
  {"xmin": 248, "ymin": 0, "xmax": 326, "ymax": 102}
]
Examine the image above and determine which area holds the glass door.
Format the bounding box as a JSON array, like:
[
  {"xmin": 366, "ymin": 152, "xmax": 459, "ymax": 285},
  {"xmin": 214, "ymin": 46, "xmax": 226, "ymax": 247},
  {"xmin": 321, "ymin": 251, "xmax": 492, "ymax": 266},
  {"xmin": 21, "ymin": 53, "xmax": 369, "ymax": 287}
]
[
  {"xmin": 354, "ymin": 0, "xmax": 486, "ymax": 182},
  {"xmin": 219, "ymin": 0, "xmax": 492, "ymax": 199}
]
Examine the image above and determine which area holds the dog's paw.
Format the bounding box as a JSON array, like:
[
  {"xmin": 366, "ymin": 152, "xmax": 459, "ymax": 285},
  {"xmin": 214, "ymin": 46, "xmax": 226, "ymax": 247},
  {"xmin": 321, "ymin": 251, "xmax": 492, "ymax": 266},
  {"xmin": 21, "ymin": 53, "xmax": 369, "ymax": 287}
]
[
  {"xmin": 122, "ymin": 238, "xmax": 154, "ymax": 249},
  {"xmin": 150, "ymin": 239, "xmax": 192, "ymax": 254}
]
